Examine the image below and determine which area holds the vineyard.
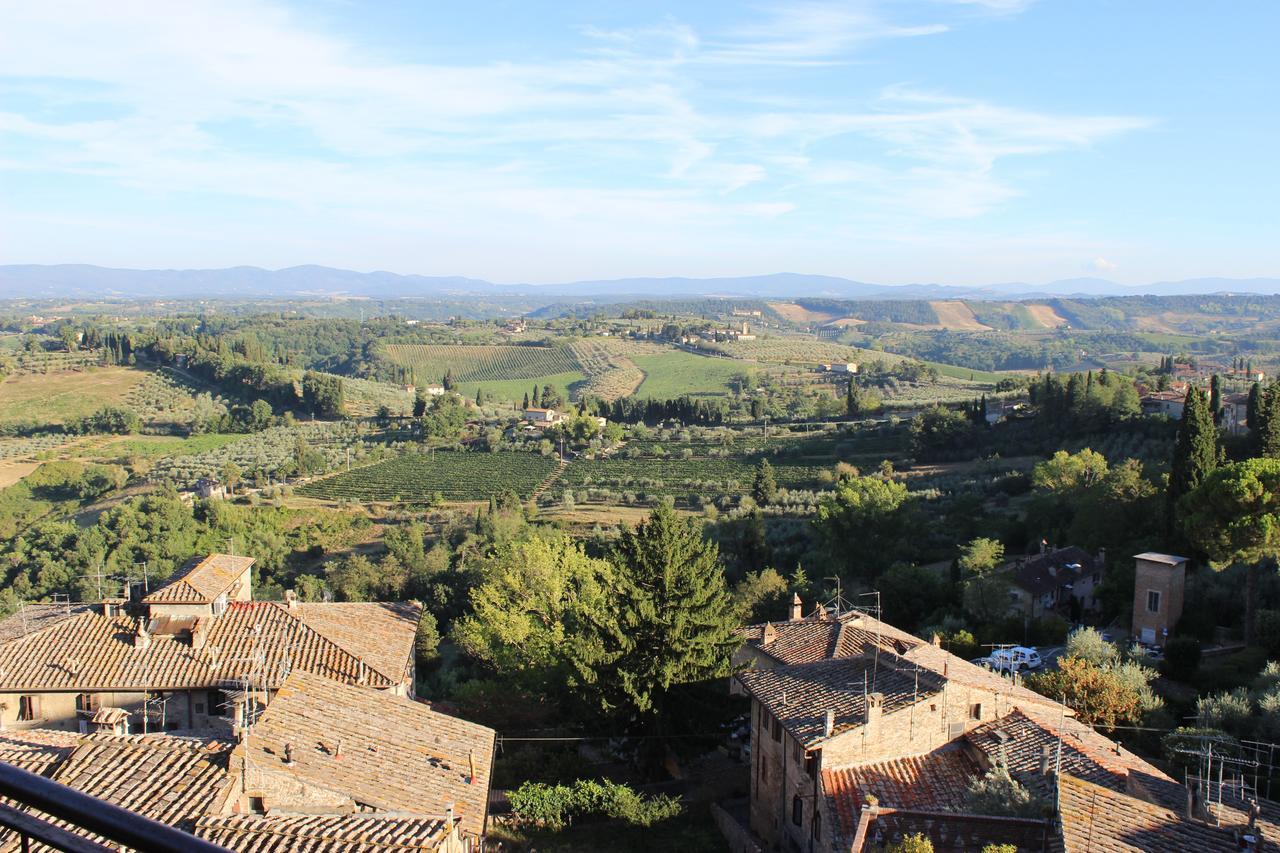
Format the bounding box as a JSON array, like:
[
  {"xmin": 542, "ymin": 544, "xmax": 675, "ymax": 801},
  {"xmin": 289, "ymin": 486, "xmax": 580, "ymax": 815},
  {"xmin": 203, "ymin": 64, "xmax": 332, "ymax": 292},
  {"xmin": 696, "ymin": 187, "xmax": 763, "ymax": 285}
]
[
  {"xmin": 568, "ymin": 340, "xmax": 650, "ymax": 401},
  {"xmin": 558, "ymin": 455, "xmax": 829, "ymax": 498},
  {"xmin": 383, "ymin": 345, "xmax": 581, "ymax": 383},
  {"xmin": 297, "ymin": 451, "xmax": 559, "ymax": 502}
]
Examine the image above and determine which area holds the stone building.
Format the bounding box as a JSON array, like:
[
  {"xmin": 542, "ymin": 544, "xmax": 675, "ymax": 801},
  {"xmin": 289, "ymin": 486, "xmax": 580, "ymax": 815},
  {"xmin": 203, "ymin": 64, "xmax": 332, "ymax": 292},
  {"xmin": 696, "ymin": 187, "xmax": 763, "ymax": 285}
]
[{"xmin": 0, "ymin": 554, "xmax": 419, "ymax": 735}]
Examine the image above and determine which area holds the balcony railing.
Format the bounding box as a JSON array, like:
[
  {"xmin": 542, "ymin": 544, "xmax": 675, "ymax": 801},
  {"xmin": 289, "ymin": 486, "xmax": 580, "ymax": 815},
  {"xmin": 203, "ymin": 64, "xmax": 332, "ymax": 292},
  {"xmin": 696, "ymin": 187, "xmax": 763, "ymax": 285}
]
[{"xmin": 0, "ymin": 760, "xmax": 230, "ymax": 853}]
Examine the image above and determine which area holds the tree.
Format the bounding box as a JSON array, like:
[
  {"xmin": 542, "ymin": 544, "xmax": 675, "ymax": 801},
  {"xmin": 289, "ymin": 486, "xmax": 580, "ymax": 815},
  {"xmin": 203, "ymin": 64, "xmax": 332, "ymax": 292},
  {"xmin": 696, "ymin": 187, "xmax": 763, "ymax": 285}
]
[
  {"xmin": 453, "ymin": 533, "xmax": 613, "ymax": 697},
  {"xmin": 814, "ymin": 475, "xmax": 910, "ymax": 578},
  {"xmin": 886, "ymin": 835, "xmax": 934, "ymax": 853},
  {"xmin": 415, "ymin": 611, "xmax": 441, "ymax": 664},
  {"xmin": 301, "ymin": 371, "xmax": 345, "ymax": 418},
  {"xmin": 1181, "ymin": 458, "xmax": 1280, "ymax": 645},
  {"xmin": 910, "ymin": 406, "xmax": 973, "ymax": 459},
  {"xmin": 1026, "ymin": 655, "xmax": 1153, "ymax": 728},
  {"xmin": 571, "ymin": 504, "xmax": 739, "ymax": 726},
  {"xmin": 1032, "ymin": 449, "xmax": 1108, "ymax": 492},
  {"xmin": 960, "ymin": 538, "xmax": 1010, "ymax": 626},
  {"xmin": 219, "ymin": 461, "xmax": 241, "ymax": 493},
  {"xmin": 846, "ymin": 383, "xmax": 881, "ymax": 417},
  {"xmin": 965, "ymin": 766, "xmax": 1044, "ymax": 818},
  {"xmin": 752, "ymin": 459, "xmax": 778, "ymax": 505},
  {"xmin": 731, "ymin": 567, "xmax": 790, "ymax": 623},
  {"xmin": 1210, "ymin": 374, "xmax": 1223, "ymax": 425},
  {"xmin": 1256, "ymin": 384, "xmax": 1280, "ymax": 458},
  {"xmin": 1167, "ymin": 386, "xmax": 1218, "ymax": 545}
]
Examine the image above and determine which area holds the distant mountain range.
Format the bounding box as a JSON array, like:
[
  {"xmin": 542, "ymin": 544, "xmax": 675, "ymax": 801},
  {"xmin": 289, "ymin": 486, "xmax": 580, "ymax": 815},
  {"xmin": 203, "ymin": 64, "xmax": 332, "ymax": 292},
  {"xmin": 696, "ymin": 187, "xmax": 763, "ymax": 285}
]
[{"xmin": 0, "ymin": 264, "xmax": 1277, "ymax": 303}]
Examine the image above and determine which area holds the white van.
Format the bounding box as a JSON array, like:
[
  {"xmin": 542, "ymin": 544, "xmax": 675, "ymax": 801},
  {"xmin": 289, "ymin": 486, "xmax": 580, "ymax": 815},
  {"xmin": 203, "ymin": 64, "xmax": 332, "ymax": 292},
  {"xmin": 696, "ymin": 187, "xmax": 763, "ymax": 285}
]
[{"xmin": 989, "ymin": 647, "xmax": 1042, "ymax": 673}]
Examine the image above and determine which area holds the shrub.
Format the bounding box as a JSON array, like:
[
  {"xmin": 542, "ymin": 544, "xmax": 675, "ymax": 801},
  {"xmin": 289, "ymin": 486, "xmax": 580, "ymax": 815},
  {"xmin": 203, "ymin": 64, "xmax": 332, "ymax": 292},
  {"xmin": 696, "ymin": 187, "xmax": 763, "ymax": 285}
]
[
  {"xmin": 508, "ymin": 779, "xmax": 682, "ymax": 830},
  {"xmin": 965, "ymin": 766, "xmax": 1045, "ymax": 818},
  {"xmin": 1163, "ymin": 636, "xmax": 1202, "ymax": 680},
  {"xmin": 887, "ymin": 834, "xmax": 934, "ymax": 853}
]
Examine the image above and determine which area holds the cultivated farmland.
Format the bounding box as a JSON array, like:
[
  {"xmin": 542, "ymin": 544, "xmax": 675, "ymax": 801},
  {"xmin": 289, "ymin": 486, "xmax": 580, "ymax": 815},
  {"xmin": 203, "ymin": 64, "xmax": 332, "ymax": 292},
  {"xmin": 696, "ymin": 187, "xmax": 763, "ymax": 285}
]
[
  {"xmin": 384, "ymin": 344, "xmax": 581, "ymax": 383},
  {"xmin": 298, "ymin": 451, "xmax": 559, "ymax": 502}
]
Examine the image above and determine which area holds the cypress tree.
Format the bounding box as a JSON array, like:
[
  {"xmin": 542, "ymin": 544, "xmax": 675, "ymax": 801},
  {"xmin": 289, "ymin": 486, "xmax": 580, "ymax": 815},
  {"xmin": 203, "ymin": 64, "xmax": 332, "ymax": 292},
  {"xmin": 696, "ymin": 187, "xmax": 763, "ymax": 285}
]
[
  {"xmin": 752, "ymin": 458, "xmax": 778, "ymax": 505},
  {"xmin": 1167, "ymin": 386, "xmax": 1219, "ymax": 545},
  {"xmin": 1256, "ymin": 384, "xmax": 1280, "ymax": 458},
  {"xmin": 572, "ymin": 503, "xmax": 739, "ymax": 730},
  {"xmin": 522, "ymin": 391, "xmax": 530, "ymax": 410},
  {"xmin": 1210, "ymin": 374, "xmax": 1223, "ymax": 426}
]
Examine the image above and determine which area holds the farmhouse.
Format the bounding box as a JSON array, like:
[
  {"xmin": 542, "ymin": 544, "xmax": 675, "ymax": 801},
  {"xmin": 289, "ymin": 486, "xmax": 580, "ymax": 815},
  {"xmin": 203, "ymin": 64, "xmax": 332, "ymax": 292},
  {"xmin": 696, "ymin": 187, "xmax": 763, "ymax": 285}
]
[
  {"xmin": 523, "ymin": 406, "xmax": 564, "ymax": 424},
  {"xmin": 0, "ymin": 553, "xmax": 419, "ymax": 735},
  {"xmin": 421, "ymin": 383, "xmax": 446, "ymax": 397},
  {"xmin": 1140, "ymin": 387, "xmax": 1187, "ymax": 418}
]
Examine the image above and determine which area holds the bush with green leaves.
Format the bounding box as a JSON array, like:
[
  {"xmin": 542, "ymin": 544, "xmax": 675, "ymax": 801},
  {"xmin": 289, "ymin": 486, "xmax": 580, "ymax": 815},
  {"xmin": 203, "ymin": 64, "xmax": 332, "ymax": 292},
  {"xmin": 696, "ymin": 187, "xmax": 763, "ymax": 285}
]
[
  {"xmin": 965, "ymin": 766, "xmax": 1046, "ymax": 818},
  {"xmin": 507, "ymin": 779, "xmax": 682, "ymax": 830}
]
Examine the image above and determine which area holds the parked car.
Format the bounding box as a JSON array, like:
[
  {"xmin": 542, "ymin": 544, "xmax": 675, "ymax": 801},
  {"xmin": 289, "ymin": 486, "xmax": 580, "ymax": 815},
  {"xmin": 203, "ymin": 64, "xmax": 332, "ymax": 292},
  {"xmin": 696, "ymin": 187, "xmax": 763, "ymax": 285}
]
[
  {"xmin": 989, "ymin": 647, "xmax": 1043, "ymax": 673},
  {"xmin": 969, "ymin": 656, "xmax": 993, "ymax": 668}
]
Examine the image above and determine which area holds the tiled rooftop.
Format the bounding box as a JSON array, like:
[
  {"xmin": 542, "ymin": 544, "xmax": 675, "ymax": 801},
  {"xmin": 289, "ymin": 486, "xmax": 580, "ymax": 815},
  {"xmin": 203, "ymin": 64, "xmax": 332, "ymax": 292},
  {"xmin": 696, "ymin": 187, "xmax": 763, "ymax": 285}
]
[
  {"xmin": 195, "ymin": 813, "xmax": 454, "ymax": 851},
  {"xmin": 738, "ymin": 609, "xmax": 1065, "ymax": 725},
  {"xmin": 0, "ymin": 600, "xmax": 417, "ymax": 691},
  {"xmin": 1058, "ymin": 773, "xmax": 1239, "ymax": 852},
  {"xmin": 0, "ymin": 604, "xmax": 94, "ymax": 645},
  {"xmin": 737, "ymin": 655, "xmax": 945, "ymax": 747},
  {"xmin": 0, "ymin": 729, "xmax": 79, "ymax": 776},
  {"xmin": 965, "ymin": 707, "xmax": 1173, "ymax": 800},
  {"xmin": 1011, "ymin": 546, "xmax": 1099, "ymax": 596},
  {"xmin": 144, "ymin": 553, "xmax": 256, "ymax": 604},
  {"xmin": 239, "ymin": 670, "xmax": 495, "ymax": 839},
  {"xmin": 0, "ymin": 733, "xmax": 233, "ymax": 853},
  {"xmin": 824, "ymin": 746, "xmax": 981, "ymax": 839}
]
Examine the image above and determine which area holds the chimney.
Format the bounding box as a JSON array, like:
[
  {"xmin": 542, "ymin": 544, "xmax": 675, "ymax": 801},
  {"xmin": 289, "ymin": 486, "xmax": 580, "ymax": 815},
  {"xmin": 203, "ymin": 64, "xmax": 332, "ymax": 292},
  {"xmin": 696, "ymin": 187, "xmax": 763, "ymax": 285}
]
[
  {"xmin": 284, "ymin": 589, "xmax": 298, "ymax": 611},
  {"xmin": 864, "ymin": 693, "xmax": 884, "ymax": 738},
  {"xmin": 931, "ymin": 633, "xmax": 942, "ymax": 647},
  {"xmin": 1040, "ymin": 744, "xmax": 1054, "ymax": 775},
  {"xmin": 824, "ymin": 709, "xmax": 836, "ymax": 738},
  {"xmin": 191, "ymin": 617, "xmax": 208, "ymax": 649},
  {"xmin": 134, "ymin": 618, "xmax": 151, "ymax": 649},
  {"xmin": 283, "ymin": 742, "xmax": 295, "ymax": 765},
  {"xmin": 790, "ymin": 593, "xmax": 803, "ymax": 621},
  {"xmin": 446, "ymin": 803, "xmax": 455, "ymax": 829},
  {"xmin": 1040, "ymin": 539, "xmax": 1048, "ymax": 555},
  {"xmin": 762, "ymin": 622, "xmax": 778, "ymax": 646}
]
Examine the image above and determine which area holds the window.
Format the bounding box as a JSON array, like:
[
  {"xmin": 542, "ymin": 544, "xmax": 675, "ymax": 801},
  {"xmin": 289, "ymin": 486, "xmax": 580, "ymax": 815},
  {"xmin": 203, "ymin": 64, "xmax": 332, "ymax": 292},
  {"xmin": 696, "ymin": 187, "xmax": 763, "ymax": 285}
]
[
  {"xmin": 248, "ymin": 796, "xmax": 265, "ymax": 815},
  {"xmin": 792, "ymin": 795, "xmax": 803, "ymax": 827},
  {"xmin": 206, "ymin": 690, "xmax": 223, "ymax": 715},
  {"xmin": 212, "ymin": 593, "xmax": 228, "ymax": 616},
  {"xmin": 805, "ymin": 751, "xmax": 819, "ymax": 778},
  {"xmin": 76, "ymin": 693, "xmax": 99, "ymax": 715},
  {"xmin": 791, "ymin": 741, "xmax": 803, "ymax": 764},
  {"xmin": 18, "ymin": 695, "xmax": 40, "ymax": 722},
  {"xmin": 771, "ymin": 717, "xmax": 782, "ymax": 742},
  {"xmin": 1147, "ymin": 590, "xmax": 1161, "ymax": 613},
  {"xmin": 970, "ymin": 702, "xmax": 983, "ymax": 720}
]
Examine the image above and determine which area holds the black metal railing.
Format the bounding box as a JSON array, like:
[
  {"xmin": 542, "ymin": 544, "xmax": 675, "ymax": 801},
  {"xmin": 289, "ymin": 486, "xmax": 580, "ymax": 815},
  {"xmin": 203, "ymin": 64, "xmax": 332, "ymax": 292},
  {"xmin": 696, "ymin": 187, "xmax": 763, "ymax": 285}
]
[{"xmin": 0, "ymin": 760, "xmax": 231, "ymax": 853}]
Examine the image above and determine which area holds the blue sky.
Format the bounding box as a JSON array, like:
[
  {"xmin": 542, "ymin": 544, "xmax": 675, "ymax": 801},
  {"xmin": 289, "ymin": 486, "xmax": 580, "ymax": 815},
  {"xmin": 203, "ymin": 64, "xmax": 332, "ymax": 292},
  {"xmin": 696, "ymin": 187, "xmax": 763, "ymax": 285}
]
[{"xmin": 0, "ymin": 0, "xmax": 1276, "ymax": 286}]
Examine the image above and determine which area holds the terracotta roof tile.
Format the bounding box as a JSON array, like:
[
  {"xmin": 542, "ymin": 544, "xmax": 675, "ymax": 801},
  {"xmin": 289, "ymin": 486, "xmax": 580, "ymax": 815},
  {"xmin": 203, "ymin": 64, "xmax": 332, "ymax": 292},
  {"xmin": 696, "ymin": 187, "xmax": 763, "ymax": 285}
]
[
  {"xmin": 965, "ymin": 707, "xmax": 1173, "ymax": 800},
  {"xmin": 144, "ymin": 554, "xmax": 256, "ymax": 604},
  {"xmin": 0, "ymin": 601, "xmax": 416, "ymax": 691},
  {"xmin": 238, "ymin": 671, "xmax": 495, "ymax": 840},
  {"xmin": 195, "ymin": 813, "xmax": 454, "ymax": 851},
  {"xmin": 1057, "ymin": 774, "xmax": 1238, "ymax": 852},
  {"xmin": 294, "ymin": 602, "xmax": 419, "ymax": 687},
  {"xmin": 737, "ymin": 655, "xmax": 945, "ymax": 747},
  {"xmin": 824, "ymin": 746, "xmax": 981, "ymax": 839},
  {"xmin": 0, "ymin": 729, "xmax": 78, "ymax": 776},
  {"xmin": 0, "ymin": 733, "xmax": 234, "ymax": 852},
  {"xmin": 0, "ymin": 604, "xmax": 94, "ymax": 645}
]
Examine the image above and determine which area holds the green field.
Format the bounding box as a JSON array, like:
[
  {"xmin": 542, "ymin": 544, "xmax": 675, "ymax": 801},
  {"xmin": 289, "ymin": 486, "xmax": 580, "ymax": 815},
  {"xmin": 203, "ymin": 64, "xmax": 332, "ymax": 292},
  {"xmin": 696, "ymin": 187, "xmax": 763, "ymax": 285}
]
[
  {"xmin": 0, "ymin": 366, "xmax": 149, "ymax": 425},
  {"xmin": 93, "ymin": 433, "xmax": 242, "ymax": 460},
  {"xmin": 298, "ymin": 451, "xmax": 559, "ymax": 502},
  {"xmin": 466, "ymin": 371, "xmax": 589, "ymax": 406},
  {"xmin": 631, "ymin": 351, "xmax": 746, "ymax": 398}
]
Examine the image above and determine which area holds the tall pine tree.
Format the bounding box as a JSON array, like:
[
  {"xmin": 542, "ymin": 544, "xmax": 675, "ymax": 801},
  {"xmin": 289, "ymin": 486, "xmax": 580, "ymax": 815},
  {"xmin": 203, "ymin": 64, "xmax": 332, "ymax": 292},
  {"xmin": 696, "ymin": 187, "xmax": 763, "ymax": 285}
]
[
  {"xmin": 1167, "ymin": 386, "xmax": 1219, "ymax": 546},
  {"xmin": 1256, "ymin": 384, "xmax": 1280, "ymax": 458},
  {"xmin": 1209, "ymin": 374, "xmax": 1223, "ymax": 426},
  {"xmin": 571, "ymin": 503, "xmax": 739, "ymax": 731}
]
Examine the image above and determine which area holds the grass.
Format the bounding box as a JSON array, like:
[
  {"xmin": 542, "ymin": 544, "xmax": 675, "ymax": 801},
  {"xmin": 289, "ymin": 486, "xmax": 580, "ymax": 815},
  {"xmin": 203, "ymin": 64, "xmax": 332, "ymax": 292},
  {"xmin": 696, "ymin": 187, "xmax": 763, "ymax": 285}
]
[
  {"xmin": 298, "ymin": 451, "xmax": 560, "ymax": 502},
  {"xmin": 0, "ymin": 366, "xmax": 149, "ymax": 426},
  {"xmin": 91, "ymin": 433, "xmax": 242, "ymax": 460},
  {"xmin": 631, "ymin": 351, "xmax": 746, "ymax": 398}
]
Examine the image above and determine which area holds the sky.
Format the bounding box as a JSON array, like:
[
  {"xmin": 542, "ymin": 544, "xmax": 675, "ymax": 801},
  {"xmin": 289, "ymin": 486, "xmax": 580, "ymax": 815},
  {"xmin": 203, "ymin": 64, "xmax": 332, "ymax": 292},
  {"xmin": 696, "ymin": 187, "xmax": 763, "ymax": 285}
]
[{"xmin": 0, "ymin": 0, "xmax": 1276, "ymax": 286}]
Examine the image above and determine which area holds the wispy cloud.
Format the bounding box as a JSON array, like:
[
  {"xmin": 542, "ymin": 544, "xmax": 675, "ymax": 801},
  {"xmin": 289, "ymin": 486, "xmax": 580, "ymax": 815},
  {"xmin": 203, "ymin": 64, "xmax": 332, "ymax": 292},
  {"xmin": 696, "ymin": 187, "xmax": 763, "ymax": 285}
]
[{"xmin": 0, "ymin": 0, "xmax": 1149, "ymax": 278}]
